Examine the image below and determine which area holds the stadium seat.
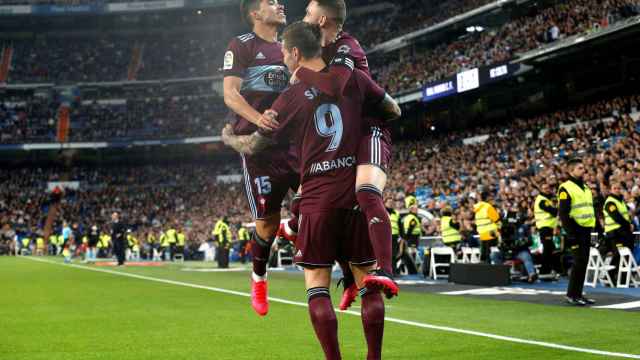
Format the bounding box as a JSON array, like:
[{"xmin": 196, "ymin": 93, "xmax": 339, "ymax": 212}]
[
  {"xmin": 277, "ymin": 249, "xmax": 293, "ymax": 268},
  {"xmin": 461, "ymin": 247, "xmax": 481, "ymax": 264},
  {"xmin": 429, "ymin": 246, "xmax": 455, "ymax": 280},
  {"xmin": 152, "ymin": 248, "xmax": 161, "ymax": 261},
  {"xmin": 584, "ymin": 247, "xmax": 615, "ymax": 288},
  {"xmin": 616, "ymin": 247, "xmax": 640, "ymax": 288}
]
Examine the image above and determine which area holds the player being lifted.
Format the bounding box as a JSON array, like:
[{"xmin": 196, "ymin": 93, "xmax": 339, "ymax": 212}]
[
  {"xmin": 222, "ymin": 0, "xmax": 298, "ymax": 316},
  {"xmin": 278, "ymin": 0, "xmax": 398, "ymax": 309},
  {"xmin": 222, "ymin": 21, "xmax": 401, "ymax": 359}
]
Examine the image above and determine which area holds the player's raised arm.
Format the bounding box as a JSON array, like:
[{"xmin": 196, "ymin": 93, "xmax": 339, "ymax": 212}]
[{"xmin": 223, "ymin": 74, "xmax": 279, "ymax": 131}]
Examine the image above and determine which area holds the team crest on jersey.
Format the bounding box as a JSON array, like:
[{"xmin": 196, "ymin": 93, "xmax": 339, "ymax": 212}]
[
  {"xmin": 263, "ymin": 68, "xmax": 289, "ymax": 92},
  {"xmin": 337, "ymin": 45, "xmax": 351, "ymax": 54},
  {"xmin": 223, "ymin": 51, "xmax": 234, "ymax": 70}
]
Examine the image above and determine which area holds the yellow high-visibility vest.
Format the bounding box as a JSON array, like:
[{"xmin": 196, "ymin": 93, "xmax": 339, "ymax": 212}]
[
  {"xmin": 238, "ymin": 228, "xmax": 250, "ymax": 241},
  {"xmin": 440, "ymin": 216, "xmax": 462, "ymax": 244},
  {"xmin": 215, "ymin": 222, "xmax": 232, "ymax": 243},
  {"xmin": 389, "ymin": 210, "xmax": 400, "ymax": 236},
  {"xmin": 402, "ymin": 214, "xmax": 421, "ymax": 236},
  {"xmin": 534, "ymin": 194, "xmax": 558, "ymax": 229},
  {"xmin": 166, "ymin": 229, "xmax": 177, "ymax": 244},
  {"xmin": 559, "ymin": 180, "xmax": 596, "ymax": 228},
  {"xmin": 604, "ymin": 196, "xmax": 630, "ymax": 233},
  {"xmin": 474, "ymin": 201, "xmax": 498, "ymax": 240}
]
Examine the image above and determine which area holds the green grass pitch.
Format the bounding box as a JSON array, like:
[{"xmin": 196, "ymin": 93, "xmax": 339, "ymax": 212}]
[{"xmin": 1, "ymin": 256, "xmax": 638, "ymax": 359}]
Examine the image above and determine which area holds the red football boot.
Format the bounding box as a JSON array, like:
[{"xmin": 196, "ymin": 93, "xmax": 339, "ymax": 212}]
[
  {"xmin": 338, "ymin": 278, "xmax": 359, "ymax": 311},
  {"xmin": 251, "ymin": 278, "xmax": 269, "ymax": 316},
  {"xmin": 363, "ymin": 269, "xmax": 399, "ymax": 299}
]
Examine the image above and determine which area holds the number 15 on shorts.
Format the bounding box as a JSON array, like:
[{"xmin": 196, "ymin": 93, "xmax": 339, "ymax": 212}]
[{"xmin": 254, "ymin": 176, "xmax": 272, "ymax": 195}]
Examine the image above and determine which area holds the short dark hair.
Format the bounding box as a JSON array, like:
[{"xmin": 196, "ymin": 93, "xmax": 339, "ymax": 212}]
[
  {"xmin": 315, "ymin": 0, "xmax": 347, "ymax": 28},
  {"xmin": 282, "ymin": 21, "xmax": 322, "ymax": 59},
  {"xmin": 567, "ymin": 157, "xmax": 583, "ymax": 168},
  {"xmin": 240, "ymin": 0, "xmax": 260, "ymax": 25}
]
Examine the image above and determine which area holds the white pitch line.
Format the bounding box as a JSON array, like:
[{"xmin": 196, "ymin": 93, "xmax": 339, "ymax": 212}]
[
  {"xmin": 595, "ymin": 301, "xmax": 640, "ymax": 310},
  {"xmin": 22, "ymin": 257, "xmax": 640, "ymax": 359}
]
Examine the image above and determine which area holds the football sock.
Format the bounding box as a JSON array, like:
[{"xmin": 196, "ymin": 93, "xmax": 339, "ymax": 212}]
[
  {"xmin": 307, "ymin": 288, "xmax": 341, "ymax": 360},
  {"xmin": 251, "ymin": 232, "xmax": 272, "ymax": 277},
  {"xmin": 361, "ymin": 290, "xmax": 385, "ymax": 360},
  {"xmin": 357, "ymin": 185, "xmax": 393, "ymax": 274}
]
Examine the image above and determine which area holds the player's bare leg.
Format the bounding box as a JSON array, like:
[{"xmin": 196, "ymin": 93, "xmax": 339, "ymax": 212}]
[
  {"xmin": 352, "ymin": 263, "xmax": 385, "ymax": 360},
  {"xmin": 250, "ymin": 213, "xmax": 280, "ymax": 317},
  {"xmin": 355, "ymin": 164, "xmax": 398, "ymax": 299},
  {"xmin": 305, "ymin": 267, "xmax": 341, "ymax": 360}
]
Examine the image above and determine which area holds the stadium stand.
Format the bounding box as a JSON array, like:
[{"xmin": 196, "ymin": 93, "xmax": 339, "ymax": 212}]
[
  {"xmin": 387, "ymin": 94, "xmax": 640, "ymax": 237},
  {"xmin": 345, "ymin": 0, "xmax": 496, "ymax": 49},
  {"xmin": 3, "ymin": 93, "xmax": 640, "ymax": 261},
  {"xmin": 370, "ymin": 0, "xmax": 640, "ymax": 94},
  {"xmin": 0, "ymin": 86, "xmax": 227, "ymax": 143},
  {"xmin": 0, "ymin": 162, "xmax": 249, "ymax": 255}
]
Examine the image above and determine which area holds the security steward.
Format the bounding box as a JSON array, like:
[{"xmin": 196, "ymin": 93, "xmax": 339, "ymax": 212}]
[
  {"xmin": 386, "ymin": 199, "xmax": 402, "ymax": 275},
  {"xmin": 440, "ymin": 207, "xmax": 462, "ymax": 250},
  {"xmin": 474, "ymin": 191, "xmax": 501, "ymax": 263},
  {"xmin": 166, "ymin": 226, "xmax": 177, "ymax": 261},
  {"xmin": 603, "ymin": 181, "xmax": 635, "ymax": 283},
  {"xmin": 535, "ymin": 182, "xmax": 560, "ymax": 276},
  {"xmin": 214, "ymin": 217, "xmax": 232, "ymax": 268},
  {"xmin": 558, "ymin": 158, "xmax": 596, "ymax": 306},
  {"xmin": 237, "ymin": 224, "xmax": 251, "ymax": 263},
  {"xmin": 111, "ymin": 211, "xmax": 127, "ymax": 266},
  {"xmin": 399, "ymin": 203, "xmax": 420, "ymax": 275},
  {"xmin": 177, "ymin": 229, "xmax": 186, "ymax": 259}
]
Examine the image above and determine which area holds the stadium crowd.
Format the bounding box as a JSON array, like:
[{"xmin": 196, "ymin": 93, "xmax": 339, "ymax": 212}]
[
  {"xmin": 387, "ymin": 93, "xmax": 640, "ymax": 240},
  {"xmin": 0, "ymin": 91, "xmax": 227, "ymax": 143},
  {"xmin": 0, "ymin": 0, "xmax": 636, "ymax": 94},
  {"xmin": 2, "ymin": 93, "xmax": 640, "ymax": 274},
  {"xmin": 8, "ymin": 35, "xmax": 226, "ymax": 84},
  {"xmin": 371, "ymin": 0, "xmax": 640, "ymax": 93},
  {"xmin": 0, "ymin": 163, "xmax": 253, "ymax": 258},
  {"xmin": 345, "ymin": 0, "xmax": 495, "ymax": 50}
]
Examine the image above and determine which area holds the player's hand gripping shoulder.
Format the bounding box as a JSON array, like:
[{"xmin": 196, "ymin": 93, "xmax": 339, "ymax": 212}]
[{"xmin": 256, "ymin": 110, "xmax": 280, "ymax": 131}]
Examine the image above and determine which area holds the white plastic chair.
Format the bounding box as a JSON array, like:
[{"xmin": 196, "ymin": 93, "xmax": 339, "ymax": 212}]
[
  {"xmin": 617, "ymin": 247, "xmax": 640, "ymax": 288},
  {"xmin": 461, "ymin": 247, "xmax": 481, "ymax": 264},
  {"xmin": 429, "ymin": 246, "xmax": 455, "ymax": 280},
  {"xmin": 584, "ymin": 247, "xmax": 615, "ymax": 288},
  {"xmin": 173, "ymin": 254, "xmax": 184, "ymax": 264}
]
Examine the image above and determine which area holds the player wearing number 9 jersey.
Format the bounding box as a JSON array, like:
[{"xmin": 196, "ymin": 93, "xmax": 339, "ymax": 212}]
[
  {"xmin": 293, "ymin": 0, "xmax": 398, "ymax": 304},
  {"xmin": 221, "ymin": 22, "xmax": 401, "ymax": 359}
]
